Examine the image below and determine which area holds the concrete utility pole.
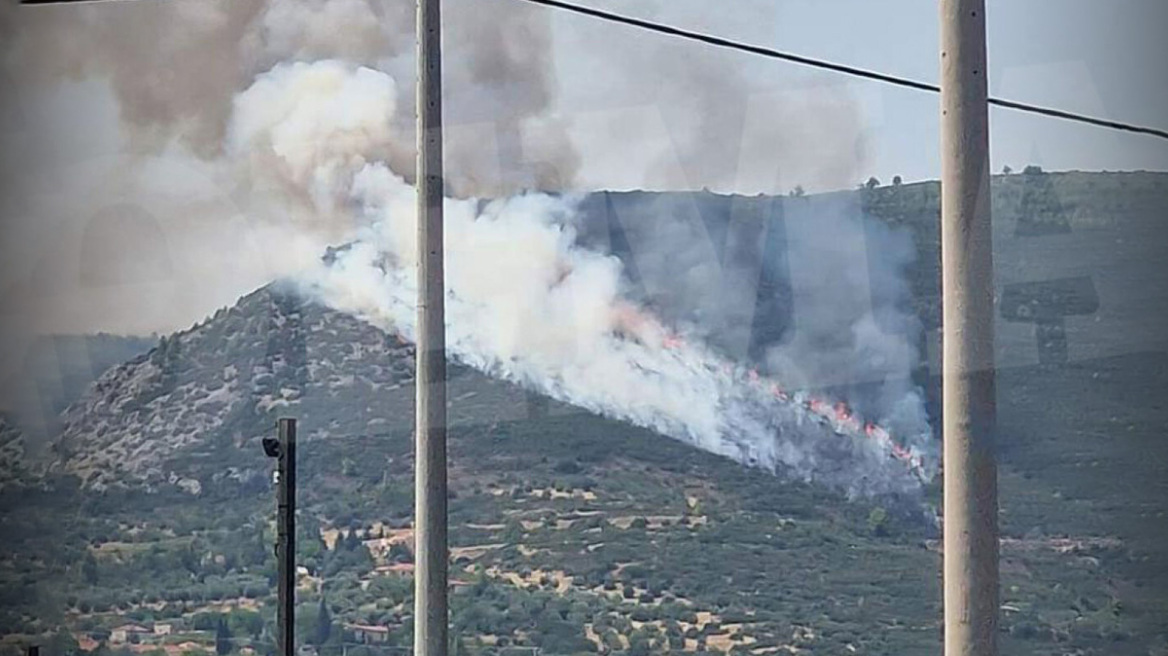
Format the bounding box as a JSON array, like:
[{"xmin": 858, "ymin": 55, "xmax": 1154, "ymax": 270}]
[
  {"xmin": 415, "ymin": 0, "xmax": 448, "ymax": 652},
  {"xmin": 939, "ymin": 1, "xmax": 999, "ymax": 655}
]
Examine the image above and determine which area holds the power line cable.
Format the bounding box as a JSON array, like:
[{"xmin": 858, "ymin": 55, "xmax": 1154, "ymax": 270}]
[
  {"xmin": 512, "ymin": 0, "xmax": 1168, "ymax": 142},
  {"xmin": 19, "ymin": 0, "xmax": 1167, "ymax": 139}
]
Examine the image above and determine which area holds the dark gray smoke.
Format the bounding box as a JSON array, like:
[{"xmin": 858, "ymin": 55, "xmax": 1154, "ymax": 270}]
[
  {"xmin": 1, "ymin": 0, "xmax": 868, "ymax": 196},
  {"xmin": 570, "ymin": 190, "xmax": 931, "ymax": 449},
  {"xmin": 0, "ymin": 0, "xmax": 893, "ymax": 453},
  {"xmin": 0, "ymin": 0, "xmax": 874, "ymax": 345},
  {"xmin": 0, "ymin": 0, "xmax": 574, "ymax": 196}
]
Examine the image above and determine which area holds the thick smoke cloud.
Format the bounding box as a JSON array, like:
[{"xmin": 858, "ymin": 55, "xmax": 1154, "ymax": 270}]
[
  {"xmin": 302, "ymin": 163, "xmax": 931, "ymax": 497},
  {"xmin": 0, "ymin": 0, "xmax": 933, "ymax": 497},
  {"xmin": 583, "ymin": 191, "xmax": 927, "ymax": 432},
  {"xmin": 218, "ymin": 61, "xmax": 932, "ymax": 497},
  {"xmin": 763, "ymin": 196, "xmax": 929, "ymax": 443},
  {"xmin": 0, "ymin": 0, "xmax": 874, "ymax": 404},
  {"xmin": 302, "ymin": 176, "xmax": 933, "ymax": 497},
  {"xmin": 0, "ymin": 0, "xmax": 577, "ymax": 196},
  {"xmin": 2, "ymin": 0, "xmax": 867, "ymax": 195}
]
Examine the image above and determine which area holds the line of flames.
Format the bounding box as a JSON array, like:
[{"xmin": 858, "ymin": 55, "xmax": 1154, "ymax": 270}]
[{"xmin": 614, "ymin": 302, "xmax": 927, "ymax": 481}]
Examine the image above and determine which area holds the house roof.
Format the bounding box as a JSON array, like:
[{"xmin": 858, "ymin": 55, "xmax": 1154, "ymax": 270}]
[
  {"xmin": 345, "ymin": 624, "xmax": 390, "ymax": 634},
  {"xmin": 374, "ymin": 563, "xmax": 415, "ymax": 574}
]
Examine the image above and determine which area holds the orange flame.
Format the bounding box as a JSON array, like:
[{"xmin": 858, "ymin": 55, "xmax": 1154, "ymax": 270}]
[
  {"xmin": 612, "ymin": 299, "xmax": 927, "ymax": 479},
  {"xmin": 769, "ymin": 383, "xmax": 788, "ymax": 401},
  {"xmin": 612, "ymin": 302, "xmax": 646, "ymax": 334}
]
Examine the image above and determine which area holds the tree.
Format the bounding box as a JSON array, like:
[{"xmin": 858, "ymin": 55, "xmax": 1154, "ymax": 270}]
[
  {"xmin": 1018, "ymin": 164, "xmax": 1064, "ymax": 233},
  {"xmin": 628, "ymin": 629, "xmax": 651, "ymax": 656},
  {"xmin": 1002, "ymin": 165, "xmax": 1013, "ymax": 175},
  {"xmin": 215, "ymin": 617, "xmax": 231, "ymax": 656},
  {"xmin": 83, "ymin": 551, "xmax": 99, "ymax": 585},
  {"xmin": 314, "ymin": 597, "xmax": 332, "ymax": 646},
  {"xmin": 503, "ymin": 520, "xmax": 523, "ymax": 544},
  {"xmin": 789, "ymin": 185, "xmax": 805, "ymax": 197},
  {"xmin": 388, "ymin": 541, "xmax": 413, "ymax": 564},
  {"xmin": 867, "ymin": 507, "xmax": 889, "ymax": 537},
  {"xmin": 342, "ymin": 530, "xmax": 362, "ymax": 552},
  {"xmin": 228, "ymin": 609, "xmax": 264, "ymax": 638},
  {"xmin": 892, "ymin": 175, "xmax": 903, "ymax": 186},
  {"xmin": 865, "ymin": 177, "xmax": 880, "ymax": 189},
  {"xmin": 43, "ymin": 631, "xmax": 80, "ymax": 656}
]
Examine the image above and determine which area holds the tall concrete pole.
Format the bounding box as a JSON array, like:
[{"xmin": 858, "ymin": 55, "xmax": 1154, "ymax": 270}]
[
  {"xmin": 415, "ymin": 0, "xmax": 448, "ymax": 652},
  {"xmin": 940, "ymin": 1, "xmax": 999, "ymax": 655}
]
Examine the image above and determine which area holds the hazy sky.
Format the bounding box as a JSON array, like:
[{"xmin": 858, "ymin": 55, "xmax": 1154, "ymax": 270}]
[
  {"xmin": 554, "ymin": 0, "xmax": 1168, "ymax": 189},
  {"xmin": 5, "ymin": 1, "xmax": 1166, "ymax": 194},
  {"xmin": 0, "ymin": 0, "xmax": 1165, "ymax": 346}
]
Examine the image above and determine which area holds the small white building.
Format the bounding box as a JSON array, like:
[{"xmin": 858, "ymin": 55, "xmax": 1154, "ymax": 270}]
[
  {"xmin": 110, "ymin": 624, "xmax": 151, "ymax": 644},
  {"xmin": 346, "ymin": 624, "xmax": 390, "ymax": 644}
]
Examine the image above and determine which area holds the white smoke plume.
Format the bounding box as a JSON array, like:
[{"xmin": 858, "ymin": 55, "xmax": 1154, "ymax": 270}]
[
  {"xmin": 300, "ymin": 166, "xmax": 934, "ymax": 497},
  {"xmin": 0, "ymin": 1, "xmax": 931, "ymax": 497},
  {"xmin": 0, "ymin": 0, "xmax": 577, "ymax": 197},
  {"xmin": 2, "ymin": 0, "xmax": 867, "ymax": 197},
  {"xmin": 0, "ymin": 0, "xmax": 870, "ymax": 344},
  {"xmin": 221, "ymin": 60, "xmax": 934, "ymax": 497}
]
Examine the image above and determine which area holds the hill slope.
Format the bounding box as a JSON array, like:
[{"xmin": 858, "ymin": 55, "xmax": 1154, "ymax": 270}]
[
  {"xmin": 2, "ymin": 171, "xmax": 1167, "ymax": 655},
  {"xmin": 47, "ymin": 285, "xmax": 539, "ymax": 489}
]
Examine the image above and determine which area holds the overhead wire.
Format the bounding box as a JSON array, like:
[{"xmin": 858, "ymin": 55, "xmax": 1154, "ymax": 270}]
[
  {"xmin": 19, "ymin": 0, "xmax": 1168, "ymax": 140},
  {"xmin": 511, "ymin": 0, "xmax": 1168, "ymax": 142}
]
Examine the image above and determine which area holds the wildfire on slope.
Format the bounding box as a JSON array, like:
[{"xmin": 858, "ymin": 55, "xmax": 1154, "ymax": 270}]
[
  {"xmin": 306, "ymin": 162, "xmax": 934, "ymax": 497},
  {"xmin": 614, "ymin": 301, "xmax": 928, "ymax": 482}
]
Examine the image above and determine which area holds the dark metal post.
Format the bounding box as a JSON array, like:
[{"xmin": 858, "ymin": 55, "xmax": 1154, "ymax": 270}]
[{"xmin": 276, "ymin": 418, "xmax": 297, "ymax": 656}]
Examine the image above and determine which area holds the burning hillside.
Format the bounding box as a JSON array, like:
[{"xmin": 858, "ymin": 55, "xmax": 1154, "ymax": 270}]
[
  {"xmin": 18, "ymin": 54, "xmax": 936, "ymax": 501},
  {"xmin": 300, "ymin": 162, "xmax": 933, "ymax": 498},
  {"xmin": 38, "ymin": 280, "xmax": 927, "ymax": 500},
  {"xmin": 19, "ymin": 59, "xmax": 936, "ymax": 501}
]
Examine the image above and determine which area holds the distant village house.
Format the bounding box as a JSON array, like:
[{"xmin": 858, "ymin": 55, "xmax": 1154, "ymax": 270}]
[
  {"xmin": 110, "ymin": 624, "xmax": 152, "ymax": 644},
  {"xmin": 345, "ymin": 624, "xmax": 390, "ymax": 644}
]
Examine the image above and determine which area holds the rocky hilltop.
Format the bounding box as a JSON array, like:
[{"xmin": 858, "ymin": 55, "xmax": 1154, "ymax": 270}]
[{"xmin": 47, "ymin": 285, "xmax": 540, "ymax": 488}]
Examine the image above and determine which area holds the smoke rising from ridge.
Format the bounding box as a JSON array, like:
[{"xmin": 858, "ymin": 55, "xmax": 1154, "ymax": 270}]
[
  {"xmin": 299, "ymin": 164, "xmax": 933, "ymax": 497},
  {"xmin": 0, "ymin": 0, "xmax": 932, "ymax": 496},
  {"xmin": 204, "ymin": 60, "xmax": 934, "ymax": 497},
  {"xmin": 1, "ymin": 0, "xmax": 872, "ymax": 349},
  {"xmin": 1, "ymin": 0, "xmax": 579, "ymax": 196},
  {"xmin": 2, "ymin": 0, "xmax": 867, "ymax": 196}
]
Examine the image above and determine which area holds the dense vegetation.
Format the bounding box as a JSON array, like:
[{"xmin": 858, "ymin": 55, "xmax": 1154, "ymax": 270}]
[{"xmin": 1, "ymin": 171, "xmax": 1166, "ymax": 655}]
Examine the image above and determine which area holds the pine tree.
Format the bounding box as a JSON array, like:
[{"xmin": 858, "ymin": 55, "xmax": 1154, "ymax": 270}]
[
  {"xmin": 314, "ymin": 597, "xmax": 332, "ymax": 646},
  {"xmin": 215, "ymin": 617, "xmax": 232, "ymax": 656},
  {"xmin": 83, "ymin": 551, "xmax": 99, "ymax": 585}
]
